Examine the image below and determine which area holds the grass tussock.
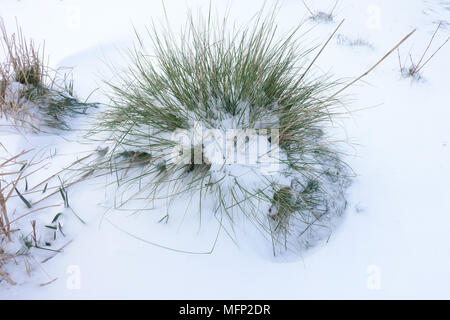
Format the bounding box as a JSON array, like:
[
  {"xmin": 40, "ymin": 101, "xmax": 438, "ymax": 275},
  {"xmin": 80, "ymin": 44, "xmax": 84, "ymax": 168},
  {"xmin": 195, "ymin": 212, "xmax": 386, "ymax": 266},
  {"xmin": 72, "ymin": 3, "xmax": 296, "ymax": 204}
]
[
  {"xmin": 0, "ymin": 18, "xmax": 98, "ymax": 132},
  {"xmin": 87, "ymin": 8, "xmax": 414, "ymax": 254}
]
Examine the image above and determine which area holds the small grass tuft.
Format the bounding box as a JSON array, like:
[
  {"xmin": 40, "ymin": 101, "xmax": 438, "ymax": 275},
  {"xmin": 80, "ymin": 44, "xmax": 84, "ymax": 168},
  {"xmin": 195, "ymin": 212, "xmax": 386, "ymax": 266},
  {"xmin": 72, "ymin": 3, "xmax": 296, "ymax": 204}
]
[
  {"xmin": 302, "ymin": 0, "xmax": 340, "ymax": 23},
  {"xmin": 398, "ymin": 22, "xmax": 450, "ymax": 80},
  {"xmin": 336, "ymin": 34, "xmax": 374, "ymax": 49}
]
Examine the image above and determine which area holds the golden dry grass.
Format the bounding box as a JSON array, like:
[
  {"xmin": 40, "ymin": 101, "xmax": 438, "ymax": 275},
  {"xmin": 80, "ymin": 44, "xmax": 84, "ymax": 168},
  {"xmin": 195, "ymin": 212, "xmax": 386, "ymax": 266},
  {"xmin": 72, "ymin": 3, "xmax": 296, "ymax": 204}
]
[
  {"xmin": 0, "ymin": 150, "xmax": 30, "ymax": 285},
  {"xmin": 0, "ymin": 147, "xmax": 97, "ymax": 285},
  {"xmin": 0, "ymin": 18, "xmax": 45, "ymax": 131},
  {"xmin": 0, "ymin": 18, "xmax": 93, "ymax": 132}
]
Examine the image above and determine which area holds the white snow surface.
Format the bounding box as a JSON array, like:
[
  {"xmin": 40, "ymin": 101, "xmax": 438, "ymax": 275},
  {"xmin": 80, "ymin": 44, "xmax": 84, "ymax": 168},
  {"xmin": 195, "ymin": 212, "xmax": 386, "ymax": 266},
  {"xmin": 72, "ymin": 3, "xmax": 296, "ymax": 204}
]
[{"xmin": 0, "ymin": 0, "xmax": 450, "ymax": 299}]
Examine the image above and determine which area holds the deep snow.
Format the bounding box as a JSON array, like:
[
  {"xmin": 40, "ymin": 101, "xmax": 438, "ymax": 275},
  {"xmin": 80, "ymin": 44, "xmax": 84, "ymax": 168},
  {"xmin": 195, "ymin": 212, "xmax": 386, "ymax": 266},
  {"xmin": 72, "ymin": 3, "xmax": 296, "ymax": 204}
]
[{"xmin": 0, "ymin": 0, "xmax": 450, "ymax": 299}]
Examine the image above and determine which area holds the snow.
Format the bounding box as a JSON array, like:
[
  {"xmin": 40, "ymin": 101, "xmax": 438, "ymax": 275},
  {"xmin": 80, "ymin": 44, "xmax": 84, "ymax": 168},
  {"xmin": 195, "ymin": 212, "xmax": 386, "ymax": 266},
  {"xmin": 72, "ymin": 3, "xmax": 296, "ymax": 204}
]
[{"xmin": 1, "ymin": 0, "xmax": 450, "ymax": 299}]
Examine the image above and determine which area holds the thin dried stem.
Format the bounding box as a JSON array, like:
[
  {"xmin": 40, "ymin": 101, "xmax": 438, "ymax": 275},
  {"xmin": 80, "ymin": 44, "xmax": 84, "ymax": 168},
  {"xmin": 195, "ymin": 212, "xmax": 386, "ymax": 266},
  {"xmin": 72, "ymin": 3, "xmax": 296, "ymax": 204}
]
[
  {"xmin": 414, "ymin": 22, "xmax": 441, "ymax": 73},
  {"xmin": 297, "ymin": 19, "xmax": 344, "ymax": 85},
  {"xmin": 416, "ymin": 34, "xmax": 450, "ymax": 73},
  {"xmin": 0, "ymin": 268, "xmax": 16, "ymax": 285},
  {"xmin": 316, "ymin": 29, "xmax": 416, "ymax": 111}
]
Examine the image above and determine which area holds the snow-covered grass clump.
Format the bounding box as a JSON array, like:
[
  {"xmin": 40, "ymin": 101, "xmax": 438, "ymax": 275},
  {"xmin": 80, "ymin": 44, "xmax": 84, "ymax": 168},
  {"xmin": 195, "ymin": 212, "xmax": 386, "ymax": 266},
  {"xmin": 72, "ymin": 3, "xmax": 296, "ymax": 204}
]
[
  {"xmin": 88, "ymin": 10, "xmax": 352, "ymax": 254},
  {"xmin": 0, "ymin": 19, "xmax": 98, "ymax": 132}
]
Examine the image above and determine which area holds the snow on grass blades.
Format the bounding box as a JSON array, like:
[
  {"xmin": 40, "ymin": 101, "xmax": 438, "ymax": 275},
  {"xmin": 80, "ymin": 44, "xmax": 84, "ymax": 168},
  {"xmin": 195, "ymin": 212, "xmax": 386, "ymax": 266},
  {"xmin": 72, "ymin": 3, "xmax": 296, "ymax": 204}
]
[
  {"xmin": 0, "ymin": 18, "xmax": 98, "ymax": 132},
  {"xmin": 0, "ymin": 148, "xmax": 89, "ymax": 285},
  {"xmin": 88, "ymin": 10, "xmax": 352, "ymax": 254}
]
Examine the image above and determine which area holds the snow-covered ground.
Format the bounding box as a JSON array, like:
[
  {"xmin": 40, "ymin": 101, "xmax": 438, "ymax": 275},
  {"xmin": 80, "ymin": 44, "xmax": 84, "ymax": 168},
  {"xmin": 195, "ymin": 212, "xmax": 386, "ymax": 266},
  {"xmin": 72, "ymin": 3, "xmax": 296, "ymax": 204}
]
[{"xmin": 1, "ymin": 0, "xmax": 450, "ymax": 299}]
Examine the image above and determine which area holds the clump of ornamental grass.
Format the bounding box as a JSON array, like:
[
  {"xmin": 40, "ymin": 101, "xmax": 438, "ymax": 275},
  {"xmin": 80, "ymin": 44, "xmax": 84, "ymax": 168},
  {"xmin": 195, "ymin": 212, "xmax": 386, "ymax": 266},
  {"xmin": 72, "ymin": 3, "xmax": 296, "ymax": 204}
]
[
  {"xmin": 88, "ymin": 9, "xmax": 414, "ymax": 254},
  {"xmin": 0, "ymin": 18, "xmax": 98, "ymax": 132}
]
